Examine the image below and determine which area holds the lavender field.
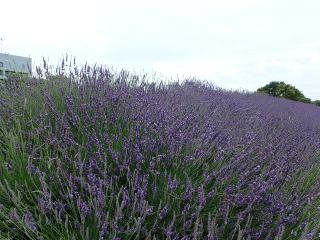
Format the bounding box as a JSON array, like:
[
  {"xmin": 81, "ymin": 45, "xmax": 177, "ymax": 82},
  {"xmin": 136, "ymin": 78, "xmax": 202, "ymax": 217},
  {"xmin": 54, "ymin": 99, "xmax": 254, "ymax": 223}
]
[{"xmin": 0, "ymin": 62, "xmax": 320, "ymax": 240}]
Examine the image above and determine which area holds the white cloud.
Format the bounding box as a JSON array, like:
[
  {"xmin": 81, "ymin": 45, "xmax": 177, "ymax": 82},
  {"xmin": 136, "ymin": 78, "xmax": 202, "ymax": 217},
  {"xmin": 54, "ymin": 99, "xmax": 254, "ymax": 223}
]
[
  {"xmin": 2, "ymin": 0, "xmax": 320, "ymax": 100},
  {"xmin": 153, "ymin": 60, "xmax": 240, "ymax": 79}
]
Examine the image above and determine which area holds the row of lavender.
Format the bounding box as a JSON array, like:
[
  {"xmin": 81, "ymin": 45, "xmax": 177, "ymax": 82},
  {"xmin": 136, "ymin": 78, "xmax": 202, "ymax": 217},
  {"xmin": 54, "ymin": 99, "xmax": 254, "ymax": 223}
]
[{"xmin": 0, "ymin": 64, "xmax": 320, "ymax": 239}]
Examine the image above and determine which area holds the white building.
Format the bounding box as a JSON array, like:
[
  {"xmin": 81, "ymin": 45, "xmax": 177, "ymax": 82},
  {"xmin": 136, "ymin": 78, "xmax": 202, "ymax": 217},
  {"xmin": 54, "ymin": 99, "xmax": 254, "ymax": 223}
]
[{"xmin": 0, "ymin": 53, "xmax": 32, "ymax": 80}]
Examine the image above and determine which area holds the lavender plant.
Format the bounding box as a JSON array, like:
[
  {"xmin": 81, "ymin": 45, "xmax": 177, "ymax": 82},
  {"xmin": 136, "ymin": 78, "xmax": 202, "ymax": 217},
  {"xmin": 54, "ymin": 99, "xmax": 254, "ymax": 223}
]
[{"xmin": 0, "ymin": 59, "xmax": 320, "ymax": 239}]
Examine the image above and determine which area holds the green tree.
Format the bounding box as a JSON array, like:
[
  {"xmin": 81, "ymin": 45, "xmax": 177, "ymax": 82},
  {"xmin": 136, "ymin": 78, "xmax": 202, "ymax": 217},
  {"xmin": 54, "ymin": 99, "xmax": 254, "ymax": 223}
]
[
  {"xmin": 312, "ymin": 100, "xmax": 320, "ymax": 106},
  {"xmin": 257, "ymin": 81, "xmax": 310, "ymax": 103}
]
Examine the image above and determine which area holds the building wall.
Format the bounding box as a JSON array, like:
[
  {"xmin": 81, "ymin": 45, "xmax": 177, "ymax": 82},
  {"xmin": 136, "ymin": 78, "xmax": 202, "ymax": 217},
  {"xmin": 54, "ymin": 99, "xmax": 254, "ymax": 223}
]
[{"xmin": 0, "ymin": 53, "xmax": 32, "ymax": 80}]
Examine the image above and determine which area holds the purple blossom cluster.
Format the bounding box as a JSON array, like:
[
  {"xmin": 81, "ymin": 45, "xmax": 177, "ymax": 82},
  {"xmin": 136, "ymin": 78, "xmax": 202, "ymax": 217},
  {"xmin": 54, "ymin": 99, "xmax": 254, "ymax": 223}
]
[{"xmin": 1, "ymin": 62, "xmax": 320, "ymax": 239}]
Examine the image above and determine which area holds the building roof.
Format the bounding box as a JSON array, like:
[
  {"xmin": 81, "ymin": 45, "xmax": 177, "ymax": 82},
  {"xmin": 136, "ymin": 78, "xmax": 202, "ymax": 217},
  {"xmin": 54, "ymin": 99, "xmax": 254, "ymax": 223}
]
[{"xmin": 0, "ymin": 53, "xmax": 32, "ymax": 73}]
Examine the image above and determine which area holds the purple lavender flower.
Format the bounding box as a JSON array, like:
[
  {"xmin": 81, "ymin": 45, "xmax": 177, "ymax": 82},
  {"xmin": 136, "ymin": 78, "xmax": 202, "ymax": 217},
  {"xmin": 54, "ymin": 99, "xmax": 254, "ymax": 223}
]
[
  {"xmin": 207, "ymin": 189, "xmax": 215, "ymax": 199},
  {"xmin": 183, "ymin": 219, "xmax": 193, "ymax": 230},
  {"xmin": 9, "ymin": 208, "xmax": 19, "ymax": 221},
  {"xmin": 96, "ymin": 190, "xmax": 106, "ymax": 209},
  {"xmin": 3, "ymin": 59, "xmax": 320, "ymax": 239},
  {"xmin": 146, "ymin": 206, "xmax": 153, "ymax": 216},
  {"xmin": 304, "ymin": 233, "xmax": 314, "ymax": 240},
  {"xmin": 77, "ymin": 200, "xmax": 91, "ymax": 219},
  {"xmin": 152, "ymin": 181, "xmax": 157, "ymax": 198},
  {"xmin": 182, "ymin": 203, "xmax": 191, "ymax": 216},
  {"xmin": 198, "ymin": 185, "xmax": 206, "ymax": 210},
  {"xmin": 181, "ymin": 236, "xmax": 190, "ymax": 240},
  {"xmin": 38, "ymin": 197, "xmax": 50, "ymax": 214},
  {"xmin": 24, "ymin": 211, "xmax": 37, "ymax": 232},
  {"xmin": 168, "ymin": 176, "xmax": 178, "ymax": 192},
  {"xmin": 6, "ymin": 160, "xmax": 13, "ymax": 171},
  {"xmin": 159, "ymin": 206, "xmax": 169, "ymax": 220},
  {"xmin": 301, "ymin": 222, "xmax": 308, "ymax": 229},
  {"xmin": 137, "ymin": 188, "xmax": 147, "ymax": 200},
  {"xmin": 99, "ymin": 222, "xmax": 108, "ymax": 239},
  {"xmin": 184, "ymin": 180, "xmax": 193, "ymax": 201},
  {"xmin": 165, "ymin": 227, "xmax": 175, "ymax": 238}
]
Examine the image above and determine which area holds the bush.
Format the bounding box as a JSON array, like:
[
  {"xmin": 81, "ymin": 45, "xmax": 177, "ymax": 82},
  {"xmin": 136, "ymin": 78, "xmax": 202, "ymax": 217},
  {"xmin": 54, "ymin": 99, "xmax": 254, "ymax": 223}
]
[
  {"xmin": 313, "ymin": 100, "xmax": 320, "ymax": 106},
  {"xmin": 0, "ymin": 62, "xmax": 320, "ymax": 239},
  {"xmin": 257, "ymin": 81, "xmax": 311, "ymax": 103}
]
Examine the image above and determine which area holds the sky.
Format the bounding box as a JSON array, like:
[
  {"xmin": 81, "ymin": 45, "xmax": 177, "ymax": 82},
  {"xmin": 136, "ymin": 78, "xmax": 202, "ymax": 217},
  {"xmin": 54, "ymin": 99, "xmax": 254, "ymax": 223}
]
[{"xmin": 1, "ymin": 0, "xmax": 320, "ymax": 100}]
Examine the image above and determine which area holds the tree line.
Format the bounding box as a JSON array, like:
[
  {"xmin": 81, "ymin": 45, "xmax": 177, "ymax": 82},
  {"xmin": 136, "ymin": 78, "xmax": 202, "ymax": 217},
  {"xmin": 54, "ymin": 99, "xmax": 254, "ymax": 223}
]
[{"xmin": 257, "ymin": 81, "xmax": 320, "ymax": 106}]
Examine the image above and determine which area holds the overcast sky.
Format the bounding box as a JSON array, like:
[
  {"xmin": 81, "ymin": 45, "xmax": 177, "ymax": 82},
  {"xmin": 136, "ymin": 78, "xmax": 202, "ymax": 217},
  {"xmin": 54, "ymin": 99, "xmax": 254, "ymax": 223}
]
[{"xmin": 2, "ymin": 0, "xmax": 320, "ymax": 100}]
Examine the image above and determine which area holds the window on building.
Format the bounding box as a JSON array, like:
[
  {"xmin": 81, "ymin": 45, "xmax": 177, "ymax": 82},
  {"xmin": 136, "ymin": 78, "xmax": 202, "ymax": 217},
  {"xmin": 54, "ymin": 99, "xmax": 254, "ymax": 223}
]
[
  {"xmin": 0, "ymin": 62, "xmax": 3, "ymax": 67},
  {"xmin": 0, "ymin": 70, "xmax": 3, "ymax": 76}
]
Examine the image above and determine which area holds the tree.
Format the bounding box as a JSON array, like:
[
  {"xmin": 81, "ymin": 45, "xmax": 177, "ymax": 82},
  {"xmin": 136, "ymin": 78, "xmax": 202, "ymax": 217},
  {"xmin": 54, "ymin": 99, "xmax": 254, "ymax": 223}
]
[
  {"xmin": 257, "ymin": 81, "xmax": 310, "ymax": 103},
  {"xmin": 257, "ymin": 81, "xmax": 279, "ymax": 97},
  {"xmin": 312, "ymin": 100, "xmax": 320, "ymax": 106}
]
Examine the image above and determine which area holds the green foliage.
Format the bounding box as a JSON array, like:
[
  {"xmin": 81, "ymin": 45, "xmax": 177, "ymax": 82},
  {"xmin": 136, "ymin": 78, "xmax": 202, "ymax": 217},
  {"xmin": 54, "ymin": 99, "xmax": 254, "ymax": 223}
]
[
  {"xmin": 313, "ymin": 100, "xmax": 320, "ymax": 106},
  {"xmin": 257, "ymin": 81, "xmax": 311, "ymax": 103}
]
